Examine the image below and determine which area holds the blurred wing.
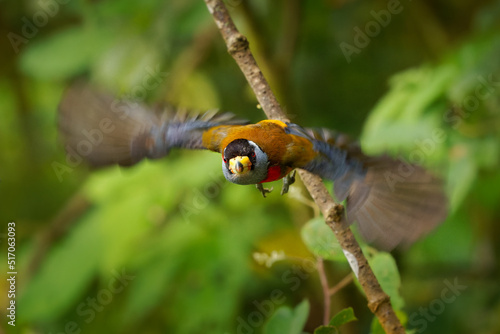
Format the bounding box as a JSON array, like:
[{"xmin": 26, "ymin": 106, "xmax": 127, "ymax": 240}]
[
  {"xmin": 58, "ymin": 82, "xmax": 248, "ymax": 167},
  {"xmin": 344, "ymin": 156, "xmax": 448, "ymax": 250},
  {"xmin": 285, "ymin": 123, "xmax": 365, "ymax": 186},
  {"xmin": 287, "ymin": 123, "xmax": 448, "ymax": 250}
]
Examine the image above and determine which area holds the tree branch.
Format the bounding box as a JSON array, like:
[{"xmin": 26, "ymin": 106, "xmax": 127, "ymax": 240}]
[
  {"xmin": 203, "ymin": 1, "xmax": 404, "ymax": 332},
  {"xmin": 204, "ymin": 0, "xmax": 286, "ymax": 121}
]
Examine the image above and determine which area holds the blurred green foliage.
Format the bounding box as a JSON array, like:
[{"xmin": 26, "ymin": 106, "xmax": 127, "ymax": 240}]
[
  {"xmin": 1, "ymin": 0, "xmax": 500, "ymax": 333},
  {"xmin": 264, "ymin": 299, "xmax": 309, "ymax": 334}
]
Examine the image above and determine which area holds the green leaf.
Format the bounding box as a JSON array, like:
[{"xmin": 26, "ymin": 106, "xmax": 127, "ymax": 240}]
[
  {"xmin": 314, "ymin": 325, "xmax": 339, "ymax": 334},
  {"xmin": 361, "ymin": 65, "xmax": 456, "ymax": 155},
  {"xmin": 82, "ymin": 161, "xmax": 186, "ymax": 273},
  {"xmin": 370, "ymin": 316, "xmax": 385, "ymax": 334},
  {"xmin": 264, "ymin": 299, "xmax": 310, "ymax": 334},
  {"xmin": 369, "ymin": 252, "xmax": 404, "ymax": 311},
  {"xmin": 313, "ymin": 308, "xmax": 356, "ymax": 334},
  {"xmin": 401, "ymin": 65, "xmax": 457, "ymax": 120},
  {"xmin": 300, "ymin": 217, "xmax": 346, "ymax": 262},
  {"xmin": 447, "ymin": 147, "xmax": 477, "ymax": 211},
  {"xmin": 329, "ymin": 307, "xmax": 357, "ymax": 327}
]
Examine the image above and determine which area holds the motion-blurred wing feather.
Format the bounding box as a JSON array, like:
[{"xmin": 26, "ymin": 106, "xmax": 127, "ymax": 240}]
[
  {"xmin": 287, "ymin": 123, "xmax": 448, "ymax": 250},
  {"xmin": 285, "ymin": 123, "xmax": 365, "ymax": 184},
  {"xmin": 345, "ymin": 157, "xmax": 448, "ymax": 250},
  {"xmin": 58, "ymin": 82, "xmax": 248, "ymax": 167}
]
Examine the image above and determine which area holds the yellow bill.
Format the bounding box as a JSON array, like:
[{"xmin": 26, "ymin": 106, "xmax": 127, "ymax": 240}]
[{"xmin": 229, "ymin": 156, "xmax": 252, "ymax": 174}]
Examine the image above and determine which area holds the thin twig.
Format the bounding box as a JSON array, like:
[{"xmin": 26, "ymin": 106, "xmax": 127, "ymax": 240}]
[
  {"xmin": 317, "ymin": 259, "xmax": 354, "ymax": 325},
  {"xmin": 202, "ymin": 1, "xmax": 404, "ymax": 333},
  {"xmin": 317, "ymin": 258, "xmax": 331, "ymax": 326},
  {"xmin": 328, "ymin": 273, "xmax": 354, "ymax": 297}
]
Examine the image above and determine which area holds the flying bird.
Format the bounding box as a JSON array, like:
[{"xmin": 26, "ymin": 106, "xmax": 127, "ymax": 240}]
[{"xmin": 58, "ymin": 83, "xmax": 448, "ymax": 250}]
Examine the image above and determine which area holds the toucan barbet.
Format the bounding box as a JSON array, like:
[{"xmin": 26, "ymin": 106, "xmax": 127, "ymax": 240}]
[{"xmin": 58, "ymin": 83, "xmax": 448, "ymax": 250}]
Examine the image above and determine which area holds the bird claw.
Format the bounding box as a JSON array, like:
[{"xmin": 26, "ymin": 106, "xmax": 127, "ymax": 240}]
[
  {"xmin": 256, "ymin": 183, "xmax": 273, "ymax": 198},
  {"xmin": 281, "ymin": 170, "xmax": 296, "ymax": 195}
]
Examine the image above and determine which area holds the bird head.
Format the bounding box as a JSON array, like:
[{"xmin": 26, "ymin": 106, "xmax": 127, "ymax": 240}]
[{"xmin": 222, "ymin": 139, "xmax": 269, "ymax": 185}]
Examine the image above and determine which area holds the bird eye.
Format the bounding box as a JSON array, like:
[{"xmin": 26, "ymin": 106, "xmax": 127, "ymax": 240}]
[
  {"xmin": 223, "ymin": 158, "xmax": 227, "ymax": 163},
  {"xmin": 250, "ymin": 152, "xmax": 256, "ymax": 158}
]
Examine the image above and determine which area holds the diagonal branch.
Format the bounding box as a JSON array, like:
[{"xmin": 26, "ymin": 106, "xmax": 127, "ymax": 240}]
[{"xmin": 203, "ymin": 1, "xmax": 404, "ymax": 333}]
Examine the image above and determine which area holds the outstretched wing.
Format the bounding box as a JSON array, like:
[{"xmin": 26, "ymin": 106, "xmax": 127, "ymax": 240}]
[
  {"xmin": 285, "ymin": 123, "xmax": 365, "ymax": 191},
  {"xmin": 345, "ymin": 157, "xmax": 448, "ymax": 250},
  {"xmin": 58, "ymin": 82, "xmax": 248, "ymax": 167},
  {"xmin": 287, "ymin": 123, "xmax": 448, "ymax": 250}
]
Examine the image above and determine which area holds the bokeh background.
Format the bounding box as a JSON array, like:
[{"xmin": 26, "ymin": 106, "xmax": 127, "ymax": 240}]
[{"xmin": 1, "ymin": 0, "xmax": 500, "ymax": 333}]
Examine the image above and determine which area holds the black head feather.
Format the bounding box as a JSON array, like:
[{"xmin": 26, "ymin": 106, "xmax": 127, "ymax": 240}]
[
  {"xmin": 222, "ymin": 139, "xmax": 268, "ymax": 185},
  {"xmin": 223, "ymin": 139, "xmax": 257, "ymax": 167}
]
